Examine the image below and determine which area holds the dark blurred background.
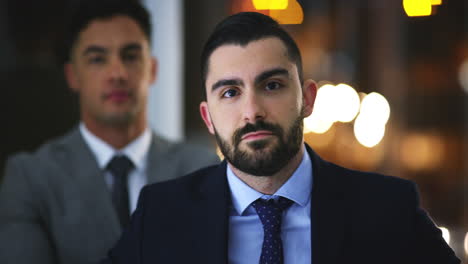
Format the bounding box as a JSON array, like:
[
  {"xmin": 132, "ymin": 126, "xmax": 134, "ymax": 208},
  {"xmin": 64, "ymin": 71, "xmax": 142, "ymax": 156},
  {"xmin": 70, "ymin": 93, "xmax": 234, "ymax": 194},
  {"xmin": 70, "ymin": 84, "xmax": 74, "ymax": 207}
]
[{"xmin": 1, "ymin": 0, "xmax": 467, "ymax": 261}]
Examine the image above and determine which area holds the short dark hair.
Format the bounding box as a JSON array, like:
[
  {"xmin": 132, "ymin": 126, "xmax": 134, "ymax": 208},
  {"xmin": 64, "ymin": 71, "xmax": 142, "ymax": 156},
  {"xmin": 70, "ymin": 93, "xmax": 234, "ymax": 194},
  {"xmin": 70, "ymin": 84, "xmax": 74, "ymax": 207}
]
[
  {"xmin": 201, "ymin": 12, "xmax": 303, "ymax": 90},
  {"xmin": 64, "ymin": 0, "xmax": 151, "ymax": 63}
]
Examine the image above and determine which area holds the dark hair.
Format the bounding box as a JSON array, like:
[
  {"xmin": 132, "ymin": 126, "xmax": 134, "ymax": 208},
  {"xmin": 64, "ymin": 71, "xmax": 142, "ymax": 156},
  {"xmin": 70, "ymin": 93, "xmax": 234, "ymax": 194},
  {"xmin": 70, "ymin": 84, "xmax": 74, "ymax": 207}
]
[
  {"xmin": 64, "ymin": 0, "xmax": 151, "ymax": 63},
  {"xmin": 201, "ymin": 12, "xmax": 303, "ymax": 90}
]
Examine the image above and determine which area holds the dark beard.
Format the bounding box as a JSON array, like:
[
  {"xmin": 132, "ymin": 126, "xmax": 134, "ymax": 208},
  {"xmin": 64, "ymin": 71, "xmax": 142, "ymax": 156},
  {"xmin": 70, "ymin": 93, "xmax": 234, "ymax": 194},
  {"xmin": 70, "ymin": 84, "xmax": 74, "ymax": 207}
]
[{"xmin": 214, "ymin": 114, "xmax": 304, "ymax": 176}]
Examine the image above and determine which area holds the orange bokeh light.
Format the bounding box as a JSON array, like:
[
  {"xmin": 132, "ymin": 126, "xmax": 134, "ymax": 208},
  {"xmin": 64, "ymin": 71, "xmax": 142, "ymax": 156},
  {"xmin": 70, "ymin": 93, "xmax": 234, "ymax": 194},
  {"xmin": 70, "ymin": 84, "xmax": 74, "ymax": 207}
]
[
  {"xmin": 270, "ymin": 0, "xmax": 303, "ymax": 24},
  {"xmin": 230, "ymin": 0, "xmax": 303, "ymax": 25}
]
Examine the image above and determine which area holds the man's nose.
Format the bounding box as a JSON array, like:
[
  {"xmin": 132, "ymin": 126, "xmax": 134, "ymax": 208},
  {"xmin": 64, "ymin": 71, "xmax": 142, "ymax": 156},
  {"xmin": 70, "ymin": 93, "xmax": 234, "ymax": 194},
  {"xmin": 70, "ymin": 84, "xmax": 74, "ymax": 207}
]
[
  {"xmin": 108, "ymin": 58, "xmax": 128, "ymax": 82},
  {"xmin": 242, "ymin": 91, "xmax": 266, "ymax": 123}
]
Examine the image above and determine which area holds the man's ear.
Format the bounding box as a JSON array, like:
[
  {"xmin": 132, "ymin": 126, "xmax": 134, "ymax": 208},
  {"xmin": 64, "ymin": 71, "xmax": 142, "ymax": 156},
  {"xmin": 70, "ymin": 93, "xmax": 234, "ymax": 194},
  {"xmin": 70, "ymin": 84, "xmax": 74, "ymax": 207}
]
[
  {"xmin": 200, "ymin": 101, "xmax": 215, "ymax": 135},
  {"xmin": 64, "ymin": 63, "xmax": 79, "ymax": 92},
  {"xmin": 302, "ymin": 79, "xmax": 318, "ymax": 117},
  {"xmin": 149, "ymin": 56, "xmax": 158, "ymax": 85}
]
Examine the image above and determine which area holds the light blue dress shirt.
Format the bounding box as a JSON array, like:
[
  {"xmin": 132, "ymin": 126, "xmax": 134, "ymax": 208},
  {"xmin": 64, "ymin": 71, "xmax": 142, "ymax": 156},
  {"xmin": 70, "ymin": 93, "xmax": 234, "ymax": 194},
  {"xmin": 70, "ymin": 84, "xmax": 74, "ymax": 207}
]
[
  {"xmin": 79, "ymin": 123, "xmax": 151, "ymax": 213},
  {"xmin": 226, "ymin": 149, "xmax": 313, "ymax": 264}
]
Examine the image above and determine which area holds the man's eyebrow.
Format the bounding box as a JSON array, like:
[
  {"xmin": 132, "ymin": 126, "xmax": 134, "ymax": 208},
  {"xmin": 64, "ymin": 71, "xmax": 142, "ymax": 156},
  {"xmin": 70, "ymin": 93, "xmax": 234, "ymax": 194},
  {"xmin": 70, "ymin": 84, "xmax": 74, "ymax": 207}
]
[
  {"xmin": 254, "ymin": 68, "xmax": 289, "ymax": 85},
  {"xmin": 209, "ymin": 68, "xmax": 288, "ymax": 93},
  {"xmin": 121, "ymin": 43, "xmax": 143, "ymax": 53},
  {"xmin": 81, "ymin": 43, "xmax": 143, "ymax": 57},
  {"xmin": 82, "ymin": 45, "xmax": 107, "ymax": 56},
  {"xmin": 211, "ymin": 79, "xmax": 244, "ymax": 93}
]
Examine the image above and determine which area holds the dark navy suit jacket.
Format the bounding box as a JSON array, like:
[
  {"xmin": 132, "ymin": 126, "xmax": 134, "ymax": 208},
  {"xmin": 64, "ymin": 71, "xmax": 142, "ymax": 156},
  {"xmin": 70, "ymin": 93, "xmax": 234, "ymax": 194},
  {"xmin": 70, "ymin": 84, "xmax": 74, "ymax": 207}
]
[{"xmin": 103, "ymin": 145, "xmax": 460, "ymax": 264}]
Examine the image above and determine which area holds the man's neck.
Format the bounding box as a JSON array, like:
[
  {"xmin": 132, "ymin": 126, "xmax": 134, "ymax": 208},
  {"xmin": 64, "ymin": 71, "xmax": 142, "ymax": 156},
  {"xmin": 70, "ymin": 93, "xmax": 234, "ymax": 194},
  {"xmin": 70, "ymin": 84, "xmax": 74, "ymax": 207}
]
[
  {"xmin": 229, "ymin": 144, "xmax": 305, "ymax": 195},
  {"xmin": 82, "ymin": 119, "xmax": 147, "ymax": 150}
]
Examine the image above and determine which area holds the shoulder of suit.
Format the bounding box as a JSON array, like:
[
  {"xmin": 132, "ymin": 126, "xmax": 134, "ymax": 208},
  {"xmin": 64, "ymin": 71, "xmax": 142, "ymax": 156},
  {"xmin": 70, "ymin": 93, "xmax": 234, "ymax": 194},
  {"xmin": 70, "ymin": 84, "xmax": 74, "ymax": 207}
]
[
  {"xmin": 149, "ymin": 133, "xmax": 219, "ymax": 164},
  {"xmin": 151, "ymin": 133, "xmax": 213, "ymax": 154},
  {"xmin": 5, "ymin": 127, "xmax": 82, "ymax": 168},
  {"xmin": 307, "ymin": 145, "xmax": 415, "ymax": 192},
  {"xmin": 315, "ymin": 156, "xmax": 417, "ymax": 198}
]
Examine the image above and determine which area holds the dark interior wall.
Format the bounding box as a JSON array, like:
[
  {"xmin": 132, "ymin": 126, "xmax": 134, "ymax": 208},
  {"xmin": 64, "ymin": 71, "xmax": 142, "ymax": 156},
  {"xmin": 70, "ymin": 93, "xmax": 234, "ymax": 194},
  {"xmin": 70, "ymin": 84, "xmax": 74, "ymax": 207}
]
[
  {"xmin": 1, "ymin": 0, "xmax": 79, "ymax": 174},
  {"xmin": 183, "ymin": 0, "xmax": 226, "ymax": 143}
]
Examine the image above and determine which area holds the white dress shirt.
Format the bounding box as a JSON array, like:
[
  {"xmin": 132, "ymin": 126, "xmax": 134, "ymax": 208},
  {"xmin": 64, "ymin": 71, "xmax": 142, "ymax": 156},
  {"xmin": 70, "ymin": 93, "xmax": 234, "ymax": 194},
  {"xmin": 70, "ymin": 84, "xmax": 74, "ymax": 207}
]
[{"xmin": 79, "ymin": 123, "xmax": 151, "ymax": 213}]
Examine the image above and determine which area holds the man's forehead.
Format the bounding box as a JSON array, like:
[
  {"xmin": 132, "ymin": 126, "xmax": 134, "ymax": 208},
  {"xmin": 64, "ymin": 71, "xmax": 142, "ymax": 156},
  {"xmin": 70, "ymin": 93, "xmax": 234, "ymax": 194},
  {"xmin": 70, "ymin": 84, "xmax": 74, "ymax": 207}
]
[
  {"xmin": 207, "ymin": 38, "xmax": 293, "ymax": 79},
  {"xmin": 75, "ymin": 15, "xmax": 147, "ymax": 49},
  {"xmin": 211, "ymin": 37, "xmax": 288, "ymax": 57}
]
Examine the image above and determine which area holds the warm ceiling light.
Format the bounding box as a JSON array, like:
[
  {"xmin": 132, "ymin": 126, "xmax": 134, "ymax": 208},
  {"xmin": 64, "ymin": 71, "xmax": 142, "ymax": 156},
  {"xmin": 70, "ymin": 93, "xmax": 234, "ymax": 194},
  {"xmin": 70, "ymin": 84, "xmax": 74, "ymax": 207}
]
[
  {"xmin": 269, "ymin": 0, "xmax": 303, "ymax": 24},
  {"xmin": 253, "ymin": 0, "xmax": 288, "ymax": 10},
  {"xmin": 403, "ymin": 0, "xmax": 432, "ymax": 17},
  {"xmin": 354, "ymin": 116, "xmax": 386, "ymax": 148}
]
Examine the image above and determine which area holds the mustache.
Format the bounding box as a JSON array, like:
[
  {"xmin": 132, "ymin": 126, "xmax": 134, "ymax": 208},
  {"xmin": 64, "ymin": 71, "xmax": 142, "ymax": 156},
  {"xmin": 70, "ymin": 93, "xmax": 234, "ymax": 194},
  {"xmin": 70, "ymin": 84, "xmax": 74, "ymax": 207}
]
[{"xmin": 233, "ymin": 120, "xmax": 283, "ymax": 146}]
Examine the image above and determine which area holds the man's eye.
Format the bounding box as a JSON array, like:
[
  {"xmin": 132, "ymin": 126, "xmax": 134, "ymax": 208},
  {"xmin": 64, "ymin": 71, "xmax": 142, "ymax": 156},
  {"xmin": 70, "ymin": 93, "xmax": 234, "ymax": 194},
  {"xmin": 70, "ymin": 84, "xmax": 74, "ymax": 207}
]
[
  {"xmin": 88, "ymin": 56, "xmax": 105, "ymax": 64},
  {"xmin": 265, "ymin": 81, "xmax": 282, "ymax": 91},
  {"xmin": 122, "ymin": 53, "xmax": 139, "ymax": 62},
  {"xmin": 222, "ymin": 89, "xmax": 238, "ymax": 98}
]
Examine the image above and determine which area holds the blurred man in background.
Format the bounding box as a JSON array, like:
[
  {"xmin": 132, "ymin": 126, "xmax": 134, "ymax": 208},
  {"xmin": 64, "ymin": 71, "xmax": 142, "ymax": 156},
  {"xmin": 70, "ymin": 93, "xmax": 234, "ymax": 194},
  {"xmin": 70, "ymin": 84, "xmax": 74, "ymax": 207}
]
[{"xmin": 0, "ymin": 1, "xmax": 218, "ymax": 264}]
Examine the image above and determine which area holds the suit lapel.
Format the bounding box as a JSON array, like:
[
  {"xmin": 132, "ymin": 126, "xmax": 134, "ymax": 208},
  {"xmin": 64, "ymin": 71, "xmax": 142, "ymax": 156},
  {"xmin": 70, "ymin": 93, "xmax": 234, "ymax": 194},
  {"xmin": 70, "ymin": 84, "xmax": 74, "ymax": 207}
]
[
  {"xmin": 308, "ymin": 146, "xmax": 346, "ymax": 264},
  {"xmin": 146, "ymin": 133, "xmax": 194, "ymax": 184},
  {"xmin": 62, "ymin": 128, "xmax": 121, "ymax": 241},
  {"xmin": 145, "ymin": 133, "xmax": 174, "ymax": 184},
  {"xmin": 189, "ymin": 162, "xmax": 230, "ymax": 264}
]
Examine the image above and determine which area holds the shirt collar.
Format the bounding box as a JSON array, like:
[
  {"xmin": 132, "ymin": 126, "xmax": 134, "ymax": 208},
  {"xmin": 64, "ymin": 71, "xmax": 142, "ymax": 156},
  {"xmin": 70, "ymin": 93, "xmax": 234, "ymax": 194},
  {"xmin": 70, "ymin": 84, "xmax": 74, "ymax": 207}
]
[
  {"xmin": 79, "ymin": 123, "xmax": 152, "ymax": 171},
  {"xmin": 226, "ymin": 147, "xmax": 313, "ymax": 216}
]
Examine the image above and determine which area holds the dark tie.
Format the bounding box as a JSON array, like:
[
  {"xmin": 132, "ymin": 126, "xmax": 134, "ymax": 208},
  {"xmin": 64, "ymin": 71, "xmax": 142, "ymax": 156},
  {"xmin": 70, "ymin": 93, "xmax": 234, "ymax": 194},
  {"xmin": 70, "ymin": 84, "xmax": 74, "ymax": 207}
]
[
  {"xmin": 106, "ymin": 155, "xmax": 134, "ymax": 229},
  {"xmin": 252, "ymin": 197, "xmax": 293, "ymax": 264}
]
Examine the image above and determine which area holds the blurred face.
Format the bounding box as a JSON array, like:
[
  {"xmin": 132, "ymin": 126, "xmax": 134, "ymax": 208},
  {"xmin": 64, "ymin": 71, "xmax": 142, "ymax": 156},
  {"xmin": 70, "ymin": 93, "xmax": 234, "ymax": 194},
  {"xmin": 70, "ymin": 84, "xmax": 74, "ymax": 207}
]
[
  {"xmin": 200, "ymin": 37, "xmax": 316, "ymax": 176},
  {"xmin": 65, "ymin": 15, "xmax": 156, "ymax": 127}
]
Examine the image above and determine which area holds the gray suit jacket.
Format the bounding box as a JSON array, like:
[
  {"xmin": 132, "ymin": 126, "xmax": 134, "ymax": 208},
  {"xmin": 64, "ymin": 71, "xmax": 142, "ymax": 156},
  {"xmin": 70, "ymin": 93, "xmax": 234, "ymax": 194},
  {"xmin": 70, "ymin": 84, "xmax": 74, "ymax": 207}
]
[{"xmin": 0, "ymin": 127, "xmax": 219, "ymax": 264}]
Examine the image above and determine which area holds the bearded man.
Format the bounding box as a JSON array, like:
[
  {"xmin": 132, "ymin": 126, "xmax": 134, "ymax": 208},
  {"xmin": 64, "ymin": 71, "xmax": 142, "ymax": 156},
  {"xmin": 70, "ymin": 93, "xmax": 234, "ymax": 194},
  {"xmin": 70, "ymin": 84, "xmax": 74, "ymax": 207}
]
[{"xmin": 102, "ymin": 12, "xmax": 460, "ymax": 264}]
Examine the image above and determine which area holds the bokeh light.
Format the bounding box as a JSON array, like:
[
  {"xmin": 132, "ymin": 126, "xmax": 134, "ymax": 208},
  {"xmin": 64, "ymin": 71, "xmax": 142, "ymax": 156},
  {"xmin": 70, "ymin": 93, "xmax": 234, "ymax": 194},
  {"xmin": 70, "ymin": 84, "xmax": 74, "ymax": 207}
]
[
  {"xmin": 303, "ymin": 114, "xmax": 334, "ymax": 134},
  {"xmin": 304, "ymin": 125, "xmax": 336, "ymax": 149},
  {"xmin": 269, "ymin": 0, "xmax": 303, "ymax": 24},
  {"xmin": 333, "ymin": 83, "xmax": 360, "ymax": 123},
  {"xmin": 457, "ymin": 59, "xmax": 468, "ymax": 94},
  {"xmin": 353, "ymin": 115, "xmax": 386, "ymax": 148},
  {"xmin": 400, "ymin": 133, "xmax": 444, "ymax": 171},
  {"xmin": 253, "ymin": 0, "xmax": 288, "ymax": 10},
  {"xmin": 439, "ymin": 227, "xmax": 450, "ymax": 245},
  {"xmin": 464, "ymin": 232, "xmax": 468, "ymax": 256},
  {"xmin": 403, "ymin": 0, "xmax": 432, "ymax": 17},
  {"xmin": 303, "ymin": 84, "xmax": 336, "ymax": 134},
  {"xmin": 304, "ymin": 83, "xmax": 391, "ymax": 149},
  {"xmin": 304, "ymin": 83, "xmax": 360, "ymax": 134},
  {"xmin": 359, "ymin": 92, "xmax": 390, "ymax": 125},
  {"xmin": 353, "ymin": 92, "xmax": 390, "ymax": 148}
]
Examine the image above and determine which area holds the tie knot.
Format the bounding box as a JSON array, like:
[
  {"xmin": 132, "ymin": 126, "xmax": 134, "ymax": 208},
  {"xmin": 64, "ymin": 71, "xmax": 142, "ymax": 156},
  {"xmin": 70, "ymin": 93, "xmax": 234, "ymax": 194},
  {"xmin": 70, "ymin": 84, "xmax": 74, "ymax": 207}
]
[
  {"xmin": 252, "ymin": 197, "xmax": 293, "ymax": 211},
  {"xmin": 252, "ymin": 197, "xmax": 293, "ymax": 231},
  {"xmin": 106, "ymin": 155, "xmax": 134, "ymax": 180}
]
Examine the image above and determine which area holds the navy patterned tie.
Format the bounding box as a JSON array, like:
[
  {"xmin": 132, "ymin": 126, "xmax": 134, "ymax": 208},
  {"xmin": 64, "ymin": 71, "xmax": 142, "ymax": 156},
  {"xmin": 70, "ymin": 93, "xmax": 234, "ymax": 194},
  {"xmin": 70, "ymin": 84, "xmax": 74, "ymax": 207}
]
[
  {"xmin": 106, "ymin": 155, "xmax": 134, "ymax": 229},
  {"xmin": 252, "ymin": 197, "xmax": 293, "ymax": 264}
]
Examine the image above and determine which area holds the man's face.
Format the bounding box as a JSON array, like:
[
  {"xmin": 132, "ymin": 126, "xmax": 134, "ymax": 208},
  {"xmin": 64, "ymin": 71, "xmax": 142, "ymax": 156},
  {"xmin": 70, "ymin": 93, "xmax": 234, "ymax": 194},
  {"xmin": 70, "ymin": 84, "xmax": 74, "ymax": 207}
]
[
  {"xmin": 65, "ymin": 15, "xmax": 156, "ymax": 127},
  {"xmin": 200, "ymin": 37, "xmax": 316, "ymax": 176}
]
